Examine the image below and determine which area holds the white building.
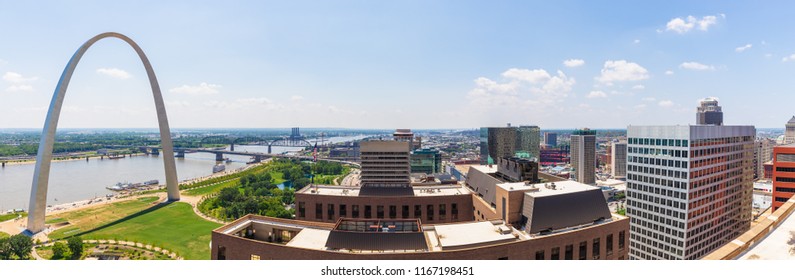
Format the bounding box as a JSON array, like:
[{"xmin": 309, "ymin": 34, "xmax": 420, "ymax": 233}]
[
  {"xmin": 626, "ymin": 125, "xmax": 755, "ymax": 260},
  {"xmin": 611, "ymin": 141, "xmax": 628, "ymax": 179}
]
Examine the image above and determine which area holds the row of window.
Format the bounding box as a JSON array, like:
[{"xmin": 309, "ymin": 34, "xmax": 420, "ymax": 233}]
[
  {"xmin": 298, "ymin": 202, "xmax": 459, "ymax": 221},
  {"xmin": 775, "ymin": 177, "xmax": 795, "ymax": 183},
  {"xmin": 690, "ymin": 136, "xmax": 753, "ymax": 147},
  {"xmin": 628, "ymin": 138, "xmax": 689, "ymax": 147},
  {"xmin": 626, "ymin": 189, "xmax": 687, "ymax": 212},
  {"xmin": 627, "ymin": 208, "xmax": 685, "ymax": 237},
  {"xmin": 628, "ymin": 157, "xmax": 689, "ymax": 174},
  {"xmin": 629, "ymin": 147, "xmax": 688, "ymax": 158},
  {"xmin": 776, "ymin": 167, "xmax": 795, "ymax": 173},
  {"xmin": 531, "ymin": 231, "xmax": 625, "ymax": 260},
  {"xmin": 628, "ymin": 165, "xmax": 688, "ymax": 182},
  {"xmin": 775, "ymin": 187, "xmax": 795, "ymax": 193},
  {"xmin": 629, "ymin": 226, "xmax": 683, "ymax": 256}
]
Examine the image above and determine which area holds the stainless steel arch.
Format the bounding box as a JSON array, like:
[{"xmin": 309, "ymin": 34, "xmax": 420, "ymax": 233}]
[{"xmin": 26, "ymin": 32, "xmax": 180, "ymax": 234}]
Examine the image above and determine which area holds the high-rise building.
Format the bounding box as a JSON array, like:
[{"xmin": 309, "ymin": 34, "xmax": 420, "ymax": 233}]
[
  {"xmin": 611, "ymin": 141, "xmax": 627, "ymax": 179},
  {"xmin": 754, "ymin": 138, "xmax": 775, "ymax": 179},
  {"xmin": 516, "ymin": 126, "xmax": 541, "ymax": 160},
  {"xmin": 696, "ymin": 97, "xmax": 723, "ymax": 125},
  {"xmin": 480, "ymin": 124, "xmax": 541, "ymax": 164},
  {"xmin": 785, "ymin": 116, "xmax": 795, "ymax": 144},
  {"xmin": 570, "ymin": 128, "xmax": 596, "ymax": 184},
  {"xmin": 626, "ymin": 125, "xmax": 755, "ymax": 260},
  {"xmin": 544, "ymin": 132, "xmax": 558, "ymax": 147},
  {"xmin": 393, "ymin": 129, "xmax": 421, "ymax": 150},
  {"xmin": 410, "ymin": 148, "xmax": 442, "ymax": 174},
  {"xmin": 360, "ymin": 141, "xmax": 411, "ymax": 188},
  {"xmin": 772, "ymin": 145, "xmax": 795, "ymax": 212}
]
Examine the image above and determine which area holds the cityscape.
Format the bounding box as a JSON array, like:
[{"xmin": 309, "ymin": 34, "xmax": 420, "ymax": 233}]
[{"xmin": 1, "ymin": 2, "xmax": 794, "ymax": 277}]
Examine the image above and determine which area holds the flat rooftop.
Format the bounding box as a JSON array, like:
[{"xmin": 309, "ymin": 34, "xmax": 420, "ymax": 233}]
[
  {"xmin": 296, "ymin": 184, "xmax": 471, "ymax": 197},
  {"xmin": 737, "ymin": 208, "xmax": 795, "ymax": 260},
  {"xmin": 429, "ymin": 221, "xmax": 517, "ymax": 250},
  {"xmin": 496, "ymin": 180, "xmax": 599, "ymax": 197},
  {"xmin": 469, "ymin": 165, "xmax": 499, "ymax": 175}
]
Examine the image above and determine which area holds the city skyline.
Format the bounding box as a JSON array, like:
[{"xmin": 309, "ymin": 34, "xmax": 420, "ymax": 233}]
[{"xmin": 2, "ymin": 1, "xmax": 795, "ymax": 130}]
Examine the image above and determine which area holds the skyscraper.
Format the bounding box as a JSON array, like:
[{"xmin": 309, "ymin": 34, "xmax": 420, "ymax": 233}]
[
  {"xmin": 754, "ymin": 138, "xmax": 775, "ymax": 179},
  {"xmin": 772, "ymin": 145, "xmax": 795, "ymax": 212},
  {"xmin": 544, "ymin": 132, "xmax": 558, "ymax": 147},
  {"xmin": 611, "ymin": 141, "xmax": 627, "ymax": 179},
  {"xmin": 696, "ymin": 97, "xmax": 723, "ymax": 125},
  {"xmin": 626, "ymin": 125, "xmax": 755, "ymax": 260},
  {"xmin": 479, "ymin": 124, "xmax": 541, "ymax": 164},
  {"xmin": 570, "ymin": 128, "xmax": 596, "ymax": 184},
  {"xmin": 516, "ymin": 125, "xmax": 541, "ymax": 160},
  {"xmin": 360, "ymin": 141, "xmax": 411, "ymax": 188},
  {"xmin": 785, "ymin": 116, "xmax": 795, "ymax": 144}
]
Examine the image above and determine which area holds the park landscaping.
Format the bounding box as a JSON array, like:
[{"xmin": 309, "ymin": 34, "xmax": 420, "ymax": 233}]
[
  {"xmin": 0, "ymin": 211, "xmax": 27, "ymax": 223},
  {"xmin": 0, "ymin": 231, "xmax": 9, "ymax": 238},
  {"xmin": 48, "ymin": 196, "xmax": 160, "ymax": 240}
]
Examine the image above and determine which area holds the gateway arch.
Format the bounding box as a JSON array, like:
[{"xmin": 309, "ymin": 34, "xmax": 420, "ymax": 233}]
[{"xmin": 27, "ymin": 32, "xmax": 180, "ymax": 234}]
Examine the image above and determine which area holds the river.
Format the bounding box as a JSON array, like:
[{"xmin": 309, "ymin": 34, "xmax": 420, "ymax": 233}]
[{"xmin": 0, "ymin": 135, "xmax": 370, "ymax": 212}]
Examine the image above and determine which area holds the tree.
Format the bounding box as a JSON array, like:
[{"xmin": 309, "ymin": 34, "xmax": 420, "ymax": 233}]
[
  {"xmin": 0, "ymin": 237, "xmax": 11, "ymax": 260},
  {"xmin": 8, "ymin": 234, "xmax": 32, "ymax": 260},
  {"xmin": 52, "ymin": 242, "xmax": 70, "ymax": 259},
  {"xmin": 67, "ymin": 236, "xmax": 84, "ymax": 260}
]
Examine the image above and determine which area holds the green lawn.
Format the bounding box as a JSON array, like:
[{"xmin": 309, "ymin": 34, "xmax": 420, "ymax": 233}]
[
  {"xmin": 77, "ymin": 202, "xmax": 219, "ymax": 260},
  {"xmin": 0, "ymin": 212, "xmax": 27, "ymax": 223},
  {"xmin": 48, "ymin": 197, "xmax": 160, "ymax": 240},
  {"xmin": 184, "ymin": 179, "xmax": 238, "ymax": 196},
  {"xmin": 270, "ymin": 172, "xmax": 287, "ymax": 184},
  {"xmin": 0, "ymin": 231, "xmax": 9, "ymax": 238}
]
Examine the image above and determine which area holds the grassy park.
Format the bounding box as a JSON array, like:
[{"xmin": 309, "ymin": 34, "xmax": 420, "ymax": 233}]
[
  {"xmin": 46, "ymin": 197, "xmax": 219, "ymax": 260},
  {"xmin": 0, "ymin": 231, "xmax": 9, "ymax": 238},
  {"xmin": 0, "ymin": 211, "xmax": 27, "ymax": 223}
]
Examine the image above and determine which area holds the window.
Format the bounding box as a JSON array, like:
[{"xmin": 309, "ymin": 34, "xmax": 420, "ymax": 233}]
[
  {"xmin": 606, "ymin": 234, "xmax": 614, "ymax": 256},
  {"xmin": 439, "ymin": 204, "xmax": 446, "ymax": 221},
  {"xmin": 775, "ymin": 177, "xmax": 795, "ymax": 183},
  {"xmin": 327, "ymin": 204, "xmax": 335, "ymax": 220},
  {"xmin": 592, "ymin": 238, "xmax": 601, "ymax": 260},
  {"xmin": 315, "ymin": 203, "xmax": 322, "ymax": 220},
  {"xmin": 579, "ymin": 241, "xmax": 587, "ymax": 260},
  {"xmin": 535, "ymin": 250, "xmax": 545, "ymax": 260},
  {"xmin": 389, "ymin": 205, "xmax": 397, "ymax": 219},
  {"xmin": 777, "ymin": 167, "xmax": 795, "ymax": 173},
  {"xmin": 365, "ymin": 205, "xmax": 372, "ymax": 219},
  {"xmin": 775, "ymin": 187, "xmax": 795, "ymax": 193},
  {"xmin": 339, "ymin": 204, "xmax": 347, "ymax": 217},
  {"xmin": 377, "ymin": 205, "xmax": 384, "ymax": 219},
  {"xmin": 217, "ymin": 246, "xmax": 226, "ymax": 260},
  {"xmin": 402, "ymin": 205, "xmax": 409, "ymax": 218},
  {"xmin": 427, "ymin": 205, "xmax": 434, "ymax": 221},
  {"xmin": 414, "ymin": 205, "xmax": 421, "ymax": 218},
  {"xmin": 451, "ymin": 203, "xmax": 458, "ymax": 220},
  {"xmin": 565, "ymin": 245, "xmax": 573, "ymax": 260},
  {"xmin": 250, "ymin": 254, "xmax": 260, "ymax": 260},
  {"xmin": 619, "ymin": 231, "xmax": 626, "ymax": 250},
  {"xmin": 352, "ymin": 205, "xmax": 360, "ymax": 218},
  {"xmin": 551, "ymin": 247, "xmax": 560, "ymax": 260},
  {"xmin": 298, "ymin": 202, "xmax": 305, "ymax": 218}
]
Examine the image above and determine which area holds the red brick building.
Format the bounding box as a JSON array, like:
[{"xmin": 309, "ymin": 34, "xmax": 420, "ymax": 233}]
[{"xmin": 772, "ymin": 145, "xmax": 795, "ymax": 211}]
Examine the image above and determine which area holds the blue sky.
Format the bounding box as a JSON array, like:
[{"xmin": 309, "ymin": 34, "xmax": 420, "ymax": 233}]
[{"xmin": 1, "ymin": 1, "xmax": 794, "ymax": 129}]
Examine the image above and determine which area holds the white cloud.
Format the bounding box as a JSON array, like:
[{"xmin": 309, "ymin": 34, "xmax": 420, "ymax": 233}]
[
  {"xmin": 290, "ymin": 95, "xmax": 305, "ymax": 102},
  {"xmin": 586, "ymin": 90, "xmax": 607, "ymax": 99},
  {"xmin": 665, "ymin": 70, "xmax": 675, "ymax": 75},
  {"xmin": 634, "ymin": 104, "xmax": 648, "ymax": 109},
  {"xmin": 658, "ymin": 100, "xmax": 674, "ymax": 107},
  {"xmin": 96, "ymin": 68, "xmax": 131, "ymax": 79},
  {"xmin": 679, "ymin": 62, "xmax": 715, "ymax": 71},
  {"xmin": 169, "ymin": 82, "xmax": 222, "ymax": 95},
  {"xmin": 735, "ymin": 44, "xmax": 753, "ymax": 53},
  {"xmin": 782, "ymin": 54, "xmax": 795, "ymax": 62},
  {"xmin": 3, "ymin": 72, "xmax": 37, "ymax": 83},
  {"xmin": 467, "ymin": 68, "xmax": 575, "ymax": 106},
  {"xmin": 665, "ymin": 15, "xmax": 721, "ymax": 34},
  {"xmin": 642, "ymin": 97, "xmax": 657, "ymax": 102},
  {"xmin": 578, "ymin": 103, "xmax": 591, "ymax": 109},
  {"xmin": 632, "ymin": 85, "xmax": 645, "ymax": 90},
  {"xmin": 6, "ymin": 85, "xmax": 33, "ymax": 92},
  {"xmin": 633, "ymin": 39, "xmax": 641, "ymax": 44},
  {"xmin": 563, "ymin": 59, "xmax": 585, "ymax": 68},
  {"xmin": 595, "ymin": 60, "xmax": 649, "ymax": 84},
  {"xmin": 765, "ymin": 53, "xmax": 772, "ymax": 58}
]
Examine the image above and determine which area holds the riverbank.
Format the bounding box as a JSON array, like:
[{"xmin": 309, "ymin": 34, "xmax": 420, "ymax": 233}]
[{"xmin": 0, "ymin": 152, "xmax": 150, "ymax": 167}]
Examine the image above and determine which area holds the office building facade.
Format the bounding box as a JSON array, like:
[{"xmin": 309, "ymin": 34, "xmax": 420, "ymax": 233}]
[
  {"xmin": 696, "ymin": 97, "xmax": 723, "ymax": 125},
  {"xmin": 626, "ymin": 125, "xmax": 755, "ymax": 260},
  {"xmin": 772, "ymin": 145, "xmax": 795, "ymax": 212},
  {"xmin": 611, "ymin": 141, "xmax": 628, "ymax": 179},
  {"xmin": 410, "ymin": 148, "xmax": 442, "ymax": 174},
  {"xmin": 360, "ymin": 141, "xmax": 411, "ymax": 188},
  {"xmin": 754, "ymin": 138, "xmax": 775, "ymax": 179},
  {"xmin": 571, "ymin": 128, "xmax": 596, "ymax": 184},
  {"xmin": 544, "ymin": 132, "xmax": 558, "ymax": 147},
  {"xmin": 786, "ymin": 117, "xmax": 795, "ymax": 144},
  {"xmin": 480, "ymin": 125, "xmax": 541, "ymax": 165}
]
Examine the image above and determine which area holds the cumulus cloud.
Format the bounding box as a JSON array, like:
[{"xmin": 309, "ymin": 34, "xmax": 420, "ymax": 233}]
[
  {"xmin": 587, "ymin": 90, "xmax": 607, "ymax": 99},
  {"xmin": 782, "ymin": 54, "xmax": 795, "ymax": 62},
  {"xmin": 563, "ymin": 59, "xmax": 585, "ymax": 68},
  {"xmin": 735, "ymin": 44, "xmax": 753, "ymax": 53},
  {"xmin": 658, "ymin": 100, "xmax": 674, "ymax": 107},
  {"xmin": 6, "ymin": 85, "xmax": 34, "ymax": 92},
  {"xmin": 665, "ymin": 70, "xmax": 675, "ymax": 75},
  {"xmin": 3, "ymin": 72, "xmax": 36, "ymax": 83},
  {"xmin": 290, "ymin": 95, "xmax": 305, "ymax": 102},
  {"xmin": 96, "ymin": 68, "xmax": 131, "ymax": 79},
  {"xmin": 467, "ymin": 68, "xmax": 575, "ymax": 106},
  {"xmin": 595, "ymin": 60, "xmax": 649, "ymax": 84},
  {"xmin": 679, "ymin": 62, "xmax": 715, "ymax": 71},
  {"xmin": 642, "ymin": 97, "xmax": 657, "ymax": 102},
  {"xmin": 633, "ymin": 39, "xmax": 641, "ymax": 44},
  {"xmin": 664, "ymin": 14, "xmax": 722, "ymax": 34},
  {"xmin": 169, "ymin": 82, "xmax": 222, "ymax": 95}
]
